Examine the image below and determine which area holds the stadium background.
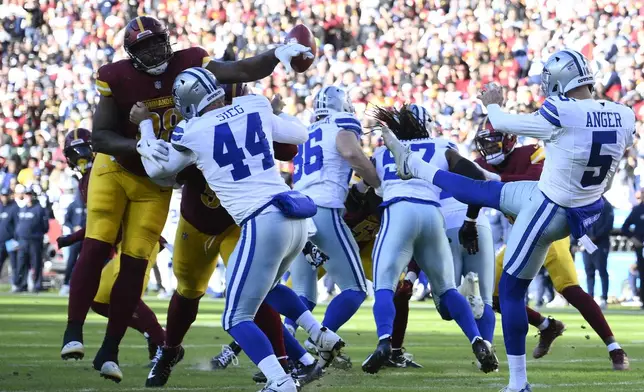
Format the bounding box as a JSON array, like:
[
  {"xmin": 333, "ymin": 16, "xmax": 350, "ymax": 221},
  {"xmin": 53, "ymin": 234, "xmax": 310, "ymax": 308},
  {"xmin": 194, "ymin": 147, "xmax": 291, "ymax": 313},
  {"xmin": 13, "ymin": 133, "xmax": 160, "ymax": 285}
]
[{"xmin": 0, "ymin": 0, "xmax": 643, "ymax": 300}]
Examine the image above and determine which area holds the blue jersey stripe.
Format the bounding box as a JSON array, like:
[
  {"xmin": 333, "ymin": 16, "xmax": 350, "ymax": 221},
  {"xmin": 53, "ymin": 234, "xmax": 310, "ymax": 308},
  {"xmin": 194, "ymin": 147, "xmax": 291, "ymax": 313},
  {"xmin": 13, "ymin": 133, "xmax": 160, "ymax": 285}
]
[
  {"xmin": 562, "ymin": 50, "xmax": 585, "ymax": 76},
  {"xmin": 539, "ymin": 107, "xmax": 562, "ymax": 127},
  {"xmin": 542, "ymin": 99, "xmax": 559, "ymax": 117}
]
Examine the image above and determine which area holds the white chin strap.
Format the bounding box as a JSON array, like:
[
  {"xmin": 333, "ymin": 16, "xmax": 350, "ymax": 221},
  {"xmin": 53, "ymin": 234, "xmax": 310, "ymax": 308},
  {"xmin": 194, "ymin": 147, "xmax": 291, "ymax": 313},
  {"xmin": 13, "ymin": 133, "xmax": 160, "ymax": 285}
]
[
  {"xmin": 485, "ymin": 153, "xmax": 505, "ymax": 165},
  {"xmin": 146, "ymin": 62, "xmax": 168, "ymax": 76}
]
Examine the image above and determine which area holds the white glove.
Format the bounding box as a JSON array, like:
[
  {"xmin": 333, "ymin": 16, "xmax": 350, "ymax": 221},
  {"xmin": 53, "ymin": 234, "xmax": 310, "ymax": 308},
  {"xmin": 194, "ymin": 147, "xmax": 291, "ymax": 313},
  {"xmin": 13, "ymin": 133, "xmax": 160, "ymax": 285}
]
[
  {"xmin": 137, "ymin": 139, "xmax": 169, "ymax": 162},
  {"xmin": 275, "ymin": 43, "xmax": 313, "ymax": 73},
  {"xmin": 472, "ymin": 161, "xmax": 502, "ymax": 181}
]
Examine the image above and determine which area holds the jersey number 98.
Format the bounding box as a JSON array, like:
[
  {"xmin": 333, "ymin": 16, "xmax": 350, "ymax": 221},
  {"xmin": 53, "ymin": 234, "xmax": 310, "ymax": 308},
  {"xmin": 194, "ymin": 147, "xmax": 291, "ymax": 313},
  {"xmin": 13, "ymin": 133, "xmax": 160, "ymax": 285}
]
[
  {"xmin": 292, "ymin": 128, "xmax": 324, "ymax": 183},
  {"xmin": 213, "ymin": 112, "xmax": 274, "ymax": 181},
  {"xmin": 149, "ymin": 108, "xmax": 181, "ymax": 142}
]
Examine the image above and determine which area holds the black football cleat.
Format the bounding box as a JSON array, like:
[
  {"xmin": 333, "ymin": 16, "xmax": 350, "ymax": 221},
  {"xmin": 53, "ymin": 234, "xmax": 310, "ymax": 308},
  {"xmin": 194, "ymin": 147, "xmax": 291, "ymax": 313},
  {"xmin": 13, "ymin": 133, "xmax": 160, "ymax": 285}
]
[
  {"xmin": 253, "ymin": 370, "xmax": 267, "ymax": 383},
  {"xmin": 210, "ymin": 343, "xmax": 240, "ymax": 370},
  {"xmin": 293, "ymin": 360, "xmax": 323, "ymax": 385},
  {"xmin": 145, "ymin": 346, "xmax": 185, "ymax": 387},
  {"xmin": 472, "ymin": 337, "xmax": 498, "ymax": 374},
  {"xmin": 362, "ymin": 338, "xmax": 392, "ymax": 374},
  {"xmin": 385, "ymin": 348, "xmax": 423, "ymax": 368}
]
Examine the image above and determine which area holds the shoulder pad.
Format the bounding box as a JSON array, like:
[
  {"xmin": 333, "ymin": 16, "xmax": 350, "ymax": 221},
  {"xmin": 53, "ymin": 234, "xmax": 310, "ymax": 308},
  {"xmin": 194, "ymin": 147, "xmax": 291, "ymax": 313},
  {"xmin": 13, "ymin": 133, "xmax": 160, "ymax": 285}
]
[
  {"xmin": 95, "ymin": 64, "xmax": 116, "ymax": 97},
  {"xmin": 331, "ymin": 112, "xmax": 362, "ymax": 136},
  {"xmin": 190, "ymin": 46, "xmax": 211, "ymax": 67},
  {"xmin": 238, "ymin": 94, "xmax": 271, "ymax": 111}
]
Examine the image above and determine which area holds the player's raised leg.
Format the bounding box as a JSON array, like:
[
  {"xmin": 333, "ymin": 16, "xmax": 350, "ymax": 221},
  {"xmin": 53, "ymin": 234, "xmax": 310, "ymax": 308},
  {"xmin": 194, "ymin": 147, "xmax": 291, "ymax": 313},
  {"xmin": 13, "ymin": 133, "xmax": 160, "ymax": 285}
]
[{"xmin": 62, "ymin": 153, "xmax": 126, "ymax": 361}]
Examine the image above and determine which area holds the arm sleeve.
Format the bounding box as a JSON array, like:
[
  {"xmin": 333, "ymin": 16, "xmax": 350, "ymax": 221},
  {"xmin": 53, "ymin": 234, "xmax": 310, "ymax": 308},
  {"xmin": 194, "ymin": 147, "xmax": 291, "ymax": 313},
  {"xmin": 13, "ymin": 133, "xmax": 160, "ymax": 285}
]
[
  {"xmin": 66, "ymin": 228, "xmax": 86, "ymax": 245},
  {"xmin": 271, "ymin": 114, "xmax": 309, "ymax": 145},
  {"xmin": 487, "ymin": 104, "xmax": 558, "ymax": 140}
]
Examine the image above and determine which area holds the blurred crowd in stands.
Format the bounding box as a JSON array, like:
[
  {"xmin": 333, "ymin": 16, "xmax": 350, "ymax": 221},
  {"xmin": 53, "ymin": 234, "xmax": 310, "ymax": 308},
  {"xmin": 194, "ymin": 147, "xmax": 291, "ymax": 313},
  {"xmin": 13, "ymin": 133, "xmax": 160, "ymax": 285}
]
[{"xmin": 0, "ymin": 0, "xmax": 643, "ymax": 296}]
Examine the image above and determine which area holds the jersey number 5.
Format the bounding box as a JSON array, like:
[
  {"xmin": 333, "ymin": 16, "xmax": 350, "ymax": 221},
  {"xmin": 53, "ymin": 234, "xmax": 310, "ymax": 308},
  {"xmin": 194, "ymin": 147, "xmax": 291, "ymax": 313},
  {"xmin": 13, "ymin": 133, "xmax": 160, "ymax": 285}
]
[
  {"xmin": 292, "ymin": 128, "xmax": 323, "ymax": 183},
  {"xmin": 581, "ymin": 130, "xmax": 617, "ymax": 188},
  {"xmin": 383, "ymin": 143, "xmax": 435, "ymax": 180},
  {"xmin": 213, "ymin": 112, "xmax": 274, "ymax": 181}
]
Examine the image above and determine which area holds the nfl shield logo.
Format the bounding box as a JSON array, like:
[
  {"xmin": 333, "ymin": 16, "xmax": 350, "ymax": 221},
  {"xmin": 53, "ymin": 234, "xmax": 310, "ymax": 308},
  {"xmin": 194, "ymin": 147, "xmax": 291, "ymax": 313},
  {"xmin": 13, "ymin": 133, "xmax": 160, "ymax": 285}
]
[{"xmin": 155, "ymin": 81, "xmax": 162, "ymax": 89}]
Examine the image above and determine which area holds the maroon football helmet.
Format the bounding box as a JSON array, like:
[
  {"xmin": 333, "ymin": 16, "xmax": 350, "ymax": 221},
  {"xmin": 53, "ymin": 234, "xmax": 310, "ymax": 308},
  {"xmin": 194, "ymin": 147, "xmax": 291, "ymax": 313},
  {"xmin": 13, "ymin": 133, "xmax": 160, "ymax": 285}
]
[
  {"xmin": 123, "ymin": 16, "xmax": 173, "ymax": 75},
  {"xmin": 474, "ymin": 117, "xmax": 517, "ymax": 165},
  {"xmin": 64, "ymin": 128, "xmax": 93, "ymax": 174},
  {"xmin": 222, "ymin": 83, "xmax": 249, "ymax": 105}
]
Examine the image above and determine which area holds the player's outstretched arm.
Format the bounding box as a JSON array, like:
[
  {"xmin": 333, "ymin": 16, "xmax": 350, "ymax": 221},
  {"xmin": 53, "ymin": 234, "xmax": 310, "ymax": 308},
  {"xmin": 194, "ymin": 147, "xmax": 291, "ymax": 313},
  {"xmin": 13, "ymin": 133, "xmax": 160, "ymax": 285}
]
[
  {"xmin": 271, "ymin": 113, "xmax": 309, "ymax": 145},
  {"xmin": 205, "ymin": 43, "xmax": 312, "ymax": 83},
  {"xmin": 336, "ymin": 131, "xmax": 381, "ymax": 188},
  {"xmin": 139, "ymin": 119, "xmax": 194, "ymax": 179},
  {"xmin": 487, "ymin": 104, "xmax": 557, "ymax": 140},
  {"xmin": 92, "ymin": 96, "xmax": 139, "ymax": 156}
]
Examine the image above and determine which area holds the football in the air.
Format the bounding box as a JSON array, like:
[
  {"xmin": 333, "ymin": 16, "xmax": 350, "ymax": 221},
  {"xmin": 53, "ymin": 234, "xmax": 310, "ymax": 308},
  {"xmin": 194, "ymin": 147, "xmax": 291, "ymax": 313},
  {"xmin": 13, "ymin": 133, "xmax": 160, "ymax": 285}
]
[{"xmin": 284, "ymin": 24, "xmax": 316, "ymax": 73}]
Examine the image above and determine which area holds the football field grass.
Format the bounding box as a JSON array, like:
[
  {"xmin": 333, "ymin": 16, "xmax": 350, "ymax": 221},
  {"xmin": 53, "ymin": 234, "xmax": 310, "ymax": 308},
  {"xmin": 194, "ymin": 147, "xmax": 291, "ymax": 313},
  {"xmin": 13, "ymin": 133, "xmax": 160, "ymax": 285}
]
[{"xmin": 0, "ymin": 294, "xmax": 642, "ymax": 392}]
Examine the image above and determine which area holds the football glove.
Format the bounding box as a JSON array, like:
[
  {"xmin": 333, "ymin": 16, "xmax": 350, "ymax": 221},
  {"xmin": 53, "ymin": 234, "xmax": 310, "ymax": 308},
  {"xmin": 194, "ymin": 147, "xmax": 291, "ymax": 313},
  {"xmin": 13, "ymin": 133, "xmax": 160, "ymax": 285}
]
[
  {"xmin": 303, "ymin": 241, "xmax": 329, "ymax": 269},
  {"xmin": 136, "ymin": 139, "xmax": 169, "ymax": 163},
  {"xmin": 275, "ymin": 43, "xmax": 314, "ymax": 73},
  {"xmin": 458, "ymin": 219, "xmax": 479, "ymax": 255}
]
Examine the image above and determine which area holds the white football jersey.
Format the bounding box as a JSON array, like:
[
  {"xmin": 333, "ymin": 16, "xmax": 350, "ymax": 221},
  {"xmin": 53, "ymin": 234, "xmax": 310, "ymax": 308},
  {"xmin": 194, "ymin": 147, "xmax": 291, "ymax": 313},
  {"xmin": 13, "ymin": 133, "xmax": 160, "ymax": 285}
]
[
  {"xmin": 374, "ymin": 138, "xmax": 453, "ymax": 205},
  {"xmin": 172, "ymin": 95, "xmax": 290, "ymax": 224},
  {"xmin": 293, "ymin": 112, "xmax": 362, "ymax": 208},
  {"xmin": 536, "ymin": 96, "xmax": 635, "ymax": 207}
]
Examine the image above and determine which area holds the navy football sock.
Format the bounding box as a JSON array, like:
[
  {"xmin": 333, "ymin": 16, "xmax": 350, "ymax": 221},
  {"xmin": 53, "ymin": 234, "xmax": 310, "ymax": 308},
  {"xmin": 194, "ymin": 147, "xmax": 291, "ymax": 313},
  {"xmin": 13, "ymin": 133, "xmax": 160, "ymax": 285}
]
[
  {"xmin": 227, "ymin": 321, "xmax": 274, "ymax": 365},
  {"xmin": 476, "ymin": 304, "xmax": 496, "ymax": 343},
  {"xmin": 499, "ymin": 272, "xmax": 531, "ymax": 355},
  {"xmin": 264, "ymin": 284, "xmax": 310, "ymax": 321},
  {"xmin": 284, "ymin": 295, "xmax": 316, "ymax": 334},
  {"xmin": 322, "ymin": 289, "xmax": 366, "ymax": 332},
  {"xmin": 433, "ymin": 170, "xmax": 503, "ymax": 210},
  {"xmin": 282, "ymin": 324, "xmax": 307, "ymax": 360},
  {"xmin": 373, "ymin": 289, "xmax": 395, "ymax": 339},
  {"xmin": 440, "ymin": 288, "xmax": 482, "ymax": 343}
]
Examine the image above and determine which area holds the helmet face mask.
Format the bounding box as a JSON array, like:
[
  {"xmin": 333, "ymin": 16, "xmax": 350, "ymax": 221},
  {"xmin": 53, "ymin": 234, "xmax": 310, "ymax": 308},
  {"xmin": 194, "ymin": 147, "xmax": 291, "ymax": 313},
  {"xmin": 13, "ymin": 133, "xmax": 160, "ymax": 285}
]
[
  {"xmin": 475, "ymin": 118, "xmax": 516, "ymax": 165},
  {"xmin": 124, "ymin": 16, "xmax": 173, "ymax": 75},
  {"xmin": 64, "ymin": 131, "xmax": 93, "ymax": 175}
]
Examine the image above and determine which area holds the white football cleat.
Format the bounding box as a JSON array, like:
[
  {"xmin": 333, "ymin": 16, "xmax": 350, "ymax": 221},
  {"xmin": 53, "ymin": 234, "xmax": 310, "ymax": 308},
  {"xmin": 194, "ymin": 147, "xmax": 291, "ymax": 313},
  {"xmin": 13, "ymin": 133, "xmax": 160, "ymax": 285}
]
[
  {"xmin": 259, "ymin": 374, "xmax": 298, "ymax": 392},
  {"xmin": 313, "ymin": 327, "xmax": 345, "ymax": 368},
  {"xmin": 304, "ymin": 338, "xmax": 318, "ymax": 355},
  {"xmin": 458, "ymin": 272, "xmax": 484, "ymax": 319},
  {"xmin": 59, "ymin": 285, "xmax": 70, "ymax": 296},
  {"xmin": 61, "ymin": 341, "xmax": 84, "ymax": 360},
  {"xmin": 499, "ymin": 383, "xmax": 532, "ymax": 392},
  {"xmin": 380, "ymin": 126, "xmax": 413, "ymax": 180},
  {"xmin": 99, "ymin": 361, "xmax": 123, "ymax": 383}
]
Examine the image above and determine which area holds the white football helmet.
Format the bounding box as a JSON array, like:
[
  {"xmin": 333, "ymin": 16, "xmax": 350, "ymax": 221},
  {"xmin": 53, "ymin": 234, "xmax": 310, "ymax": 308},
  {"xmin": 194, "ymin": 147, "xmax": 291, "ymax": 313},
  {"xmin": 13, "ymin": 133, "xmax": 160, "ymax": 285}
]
[{"xmin": 541, "ymin": 49, "xmax": 594, "ymax": 97}]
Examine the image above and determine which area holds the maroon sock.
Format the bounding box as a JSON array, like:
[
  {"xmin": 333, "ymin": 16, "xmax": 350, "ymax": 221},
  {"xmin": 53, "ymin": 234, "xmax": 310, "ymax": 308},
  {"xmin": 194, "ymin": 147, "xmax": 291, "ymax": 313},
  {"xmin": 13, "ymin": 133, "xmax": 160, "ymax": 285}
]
[
  {"xmin": 255, "ymin": 302, "xmax": 286, "ymax": 365},
  {"xmin": 526, "ymin": 306, "xmax": 545, "ymax": 327},
  {"xmin": 68, "ymin": 238, "xmax": 113, "ymax": 324},
  {"xmin": 91, "ymin": 301, "xmax": 110, "ymax": 318},
  {"xmin": 105, "ymin": 254, "xmax": 148, "ymax": 346},
  {"xmin": 391, "ymin": 281, "xmax": 413, "ymax": 348},
  {"xmin": 166, "ymin": 292, "xmax": 201, "ymax": 347},
  {"xmin": 562, "ymin": 285, "xmax": 614, "ymax": 343},
  {"xmin": 132, "ymin": 300, "xmax": 166, "ymax": 346}
]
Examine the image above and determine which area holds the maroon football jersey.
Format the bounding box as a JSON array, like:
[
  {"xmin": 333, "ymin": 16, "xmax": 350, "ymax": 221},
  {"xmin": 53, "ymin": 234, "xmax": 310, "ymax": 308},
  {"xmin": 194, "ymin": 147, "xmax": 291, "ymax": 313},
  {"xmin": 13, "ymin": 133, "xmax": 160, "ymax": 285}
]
[
  {"xmin": 95, "ymin": 47, "xmax": 210, "ymax": 176},
  {"xmin": 475, "ymin": 144, "xmax": 544, "ymax": 182},
  {"xmin": 178, "ymin": 166, "xmax": 236, "ymax": 236}
]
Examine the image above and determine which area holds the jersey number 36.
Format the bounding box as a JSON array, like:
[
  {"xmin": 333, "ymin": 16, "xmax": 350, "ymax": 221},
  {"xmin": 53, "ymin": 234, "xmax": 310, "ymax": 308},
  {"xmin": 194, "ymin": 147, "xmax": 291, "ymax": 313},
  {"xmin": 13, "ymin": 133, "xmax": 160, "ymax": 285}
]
[{"xmin": 292, "ymin": 128, "xmax": 324, "ymax": 183}]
